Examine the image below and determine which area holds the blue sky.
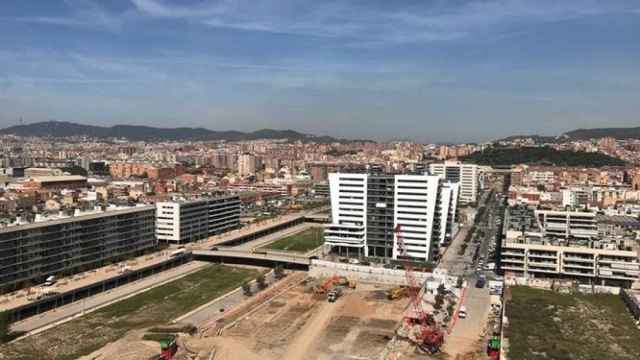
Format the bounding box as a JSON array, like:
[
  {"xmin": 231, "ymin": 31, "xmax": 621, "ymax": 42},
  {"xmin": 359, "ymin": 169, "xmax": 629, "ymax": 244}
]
[{"xmin": 0, "ymin": 0, "xmax": 639, "ymax": 143}]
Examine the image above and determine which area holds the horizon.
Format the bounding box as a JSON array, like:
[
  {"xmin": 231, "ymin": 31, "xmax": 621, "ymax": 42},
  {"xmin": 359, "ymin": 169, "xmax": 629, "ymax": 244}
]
[{"xmin": 1, "ymin": 0, "xmax": 639, "ymax": 143}]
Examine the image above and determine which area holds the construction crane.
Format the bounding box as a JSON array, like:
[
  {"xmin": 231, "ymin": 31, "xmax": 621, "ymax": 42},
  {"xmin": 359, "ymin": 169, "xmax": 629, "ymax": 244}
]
[{"xmin": 394, "ymin": 224, "xmax": 444, "ymax": 354}]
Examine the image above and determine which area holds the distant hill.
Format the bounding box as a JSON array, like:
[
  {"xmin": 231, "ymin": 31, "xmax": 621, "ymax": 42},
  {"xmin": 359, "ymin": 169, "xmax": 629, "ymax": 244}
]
[
  {"xmin": 460, "ymin": 146, "xmax": 625, "ymax": 167},
  {"xmin": 496, "ymin": 126, "xmax": 640, "ymax": 143},
  {"xmin": 0, "ymin": 121, "xmax": 370, "ymax": 143},
  {"xmin": 562, "ymin": 127, "xmax": 640, "ymax": 140}
]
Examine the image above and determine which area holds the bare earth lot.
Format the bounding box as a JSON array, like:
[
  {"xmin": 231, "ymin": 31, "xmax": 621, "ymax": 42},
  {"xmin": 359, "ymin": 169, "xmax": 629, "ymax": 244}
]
[{"xmin": 217, "ymin": 282, "xmax": 408, "ymax": 360}]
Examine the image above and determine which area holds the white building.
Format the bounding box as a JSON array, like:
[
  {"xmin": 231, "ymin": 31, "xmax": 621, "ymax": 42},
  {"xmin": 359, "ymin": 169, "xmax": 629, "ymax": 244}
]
[
  {"xmin": 502, "ymin": 208, "xmax": 640, "ymax": 285},
  {"xmin": 238, "ymin": 153, "xmax": 257, "ymax": 177},
  {"xmin": 325, "ymin": 172, "xmax": 460, "ymax": 262},
  {"xmin": 429, "ymin": 161, "xmax": 478, "ymax": 204},
  {"xmin": 156, "ymin": 195, "xmax": 241, "ymax": 244},
  {"xmin": 535, "ymin": 210, "xmax": 598, "ymax": 240},
  {"xmin": 324, "ymin": 173, "xmax": 367, "ymax": 255}
]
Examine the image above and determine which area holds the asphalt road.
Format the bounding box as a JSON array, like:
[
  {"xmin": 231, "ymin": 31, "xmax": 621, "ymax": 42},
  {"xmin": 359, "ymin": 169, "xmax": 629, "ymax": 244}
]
[{"xmin": 440, "ymin": 190, "xmax": 504, "ymax": 356}]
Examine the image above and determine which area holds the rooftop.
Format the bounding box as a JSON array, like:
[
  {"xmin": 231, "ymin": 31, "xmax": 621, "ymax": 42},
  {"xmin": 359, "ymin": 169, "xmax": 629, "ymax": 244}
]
[
  {"xmin": 0, "ymin": 204, "xmax": 155, "ymax": 233},
  {"xmin": 26, "ymin": 175, "xmax": 87, "ymax": 183}
]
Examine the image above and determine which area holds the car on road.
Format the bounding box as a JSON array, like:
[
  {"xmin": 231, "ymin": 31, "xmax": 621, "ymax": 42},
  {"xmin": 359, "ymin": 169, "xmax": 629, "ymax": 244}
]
[{"xmin": 475, "ymin": 276, "xmax": 486, "ymax": 288}]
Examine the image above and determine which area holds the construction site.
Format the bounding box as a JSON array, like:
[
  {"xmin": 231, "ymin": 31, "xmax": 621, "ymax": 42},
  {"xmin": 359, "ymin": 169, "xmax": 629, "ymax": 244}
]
[
  {"xmin": 0, "ymin": 220, "xmax": 495, "ymax": 360},
  {"xmin": 55, "ymin": 271, "xmax": 464, "ymax": 360},
  {"xmin": 65, "ymin": 224, "xmax": 476, "ymax": 360}
]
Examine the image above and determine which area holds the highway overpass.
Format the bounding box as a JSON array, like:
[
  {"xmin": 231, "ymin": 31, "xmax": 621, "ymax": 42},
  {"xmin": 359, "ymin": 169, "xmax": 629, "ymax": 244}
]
[{"xmin": 193, "ymin": 249, "xmax": 314, "ymax": 270}]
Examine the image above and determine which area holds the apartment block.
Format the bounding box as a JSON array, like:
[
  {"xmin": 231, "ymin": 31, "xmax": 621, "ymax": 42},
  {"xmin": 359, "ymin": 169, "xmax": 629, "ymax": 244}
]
[
  {"xmin": 156, "ymin": 195, "xmax": 241, "ymax": 244},
  {"xmin": 325, "ymin": 172, "xmax": 460, "ymax": 262},
  {"xmin": 429, "ymin": 161, "xmax": 478, "ymax": 204},
  {"xmin": 501, "ymin": 208, "xmax": 640, "ymax": 286},
  {"xmin": 535, "ymin": 210, "xmax": 599, "ymax": 240},
  {"xmin": 0, "ymin": 206, "xmax": 156, "ymax": 291},
  {"xmin": 501, "ymin": 239, "xmax": 639, "ymax": 285}
]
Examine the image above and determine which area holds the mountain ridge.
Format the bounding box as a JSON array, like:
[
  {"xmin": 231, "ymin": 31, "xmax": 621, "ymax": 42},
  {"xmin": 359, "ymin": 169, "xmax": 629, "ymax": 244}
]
[
  {"xmin": 496, "ymin": 126, "xmax": 640, "ymax": 143},
  {"xmin": 0, "ymin": 121, "xmax": 371, "ymax": 143}
]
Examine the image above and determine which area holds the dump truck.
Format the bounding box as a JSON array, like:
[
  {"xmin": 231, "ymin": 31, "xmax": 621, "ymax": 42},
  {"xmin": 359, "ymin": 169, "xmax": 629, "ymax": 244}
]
[{"xmin": 327, "ymin": 287, "xmax": 342, "ymax": 302}]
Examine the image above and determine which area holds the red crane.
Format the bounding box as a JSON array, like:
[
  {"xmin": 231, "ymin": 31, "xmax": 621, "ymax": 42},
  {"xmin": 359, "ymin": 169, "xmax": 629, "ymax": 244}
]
[{"xmin": 395, "ymin": 224, "xmax": 444, "ymax": 354}]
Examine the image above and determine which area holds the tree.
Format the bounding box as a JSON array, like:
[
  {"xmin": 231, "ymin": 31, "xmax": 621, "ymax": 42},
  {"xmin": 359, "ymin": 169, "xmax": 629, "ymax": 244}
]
[
  {"xmin": 447, "ymin": 302, "xmax": 456, "ymax": 317},
  {"xmin": 242, "ymin": 282, "xmax": 252, "ymax": 296},
  {"xmin": 256, "ymin": 274, "xmax": 267, "ymax": 290}
]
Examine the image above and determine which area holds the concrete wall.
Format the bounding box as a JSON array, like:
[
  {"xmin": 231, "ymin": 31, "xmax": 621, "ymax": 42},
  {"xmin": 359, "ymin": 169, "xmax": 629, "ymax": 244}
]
[{"xmin": 310, "ymin": 259, "xmax": 447, "ymax": 286}]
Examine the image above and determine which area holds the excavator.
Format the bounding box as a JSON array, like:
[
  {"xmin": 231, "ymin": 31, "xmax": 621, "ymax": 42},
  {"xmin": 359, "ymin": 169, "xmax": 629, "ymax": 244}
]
[
  {"xmin": 313, "ymin": 276, "xmax": 356, "ymax": 298},
  {"xmin": 387, "ymin": 286, "xmax": 410, "ymax": 300}
]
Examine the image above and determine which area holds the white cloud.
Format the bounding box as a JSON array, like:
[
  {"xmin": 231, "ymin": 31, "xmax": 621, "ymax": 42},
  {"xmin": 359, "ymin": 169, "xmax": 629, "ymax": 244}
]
[
  {"xmin": 130, "ymin": 0, "xmax": 637, "ymax": 45},
  {"xmin": 1, "ymin": 0, "xmax": 125, "ymax": 31}
]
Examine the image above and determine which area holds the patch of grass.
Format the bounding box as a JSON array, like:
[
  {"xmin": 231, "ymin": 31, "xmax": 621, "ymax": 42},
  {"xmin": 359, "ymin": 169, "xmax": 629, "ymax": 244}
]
[
  {"xmin": 506, "ymin": 286, "xmax": 640, "ymax": 360},
  {"xmin": 0, "ymin": 264, "xmax": 260, "ymax": 360},
  {"xmin": 142, "ymin": 333, "xmax": 176, "ymax": 343},
  {"xmin": 264, "ymin": 227, "xmax": 324, "ymax": 252}
]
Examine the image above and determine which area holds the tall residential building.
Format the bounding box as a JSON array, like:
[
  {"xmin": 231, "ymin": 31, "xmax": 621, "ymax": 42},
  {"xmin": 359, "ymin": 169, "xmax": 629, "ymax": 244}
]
[
  {"xmin": 238, "ymin": 153, "xmax": 257, "ymax": 177},
  {"xmin": 0, "ymin": 206, "xmax": 156, "ymax": 291},
  {"xmin": 325, "ymin": 172, "xmax": 460, "ymax": 262},
  {"xmin": 429, "ymin": 161, "xmax": 478, "ymax": 204},
  {"xmin": 310, "ymin": 163, "xmax": 329, "ymax": 181},
  {"xmin": 156, "ymin": 195, "xmax": 241, "ymax": 244}
]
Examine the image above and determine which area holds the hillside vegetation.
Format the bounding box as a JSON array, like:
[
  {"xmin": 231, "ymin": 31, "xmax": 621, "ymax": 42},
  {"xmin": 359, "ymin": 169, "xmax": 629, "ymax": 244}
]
[{"xmin": 461, "ymin": 146, "xmax": 625, "ymax": 167}]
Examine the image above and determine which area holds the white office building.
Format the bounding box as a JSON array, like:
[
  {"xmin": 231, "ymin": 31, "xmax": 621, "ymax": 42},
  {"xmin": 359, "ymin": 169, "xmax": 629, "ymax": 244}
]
[
  {"xmin": 325, "ymin": 172, "xmax": 460, "ymax": 262},
  {"xmin": 156, "ymin": 194, "xmax": 241, "ymax": 244},
  {"xmin": 429, "ymin": 161, "xmax": 478, "ymax": 204}
]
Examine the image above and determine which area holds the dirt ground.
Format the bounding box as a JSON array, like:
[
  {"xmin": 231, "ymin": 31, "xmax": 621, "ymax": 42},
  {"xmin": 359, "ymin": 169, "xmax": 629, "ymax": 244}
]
[
  {"xmin": 215, "ymin": 282, "xmax": 409, "ymax": 360},
  {"xmin": 50, "ymin": 276, "xmax": 487, "ymax": 360}
]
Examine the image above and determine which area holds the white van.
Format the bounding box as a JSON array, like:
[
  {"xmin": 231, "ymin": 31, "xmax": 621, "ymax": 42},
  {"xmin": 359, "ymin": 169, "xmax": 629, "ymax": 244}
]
[{"xmin": 458, "ymin": 306, "xmax": 467, "ymax": 319}]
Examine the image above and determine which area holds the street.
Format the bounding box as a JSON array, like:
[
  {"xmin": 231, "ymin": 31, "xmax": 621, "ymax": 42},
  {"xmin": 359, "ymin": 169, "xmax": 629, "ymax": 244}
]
[{"xmin": 439, "ymin": 189, "xmax": 504, "ymax": 357}]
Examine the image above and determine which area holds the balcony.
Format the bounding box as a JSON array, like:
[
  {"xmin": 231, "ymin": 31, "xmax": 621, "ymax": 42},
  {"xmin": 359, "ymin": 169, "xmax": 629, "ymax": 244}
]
[
  {"xmin": 527, "ymin": 260, "xmax": 557, "ymax": 268},
  {"xmin": 563, "ymin": 262, "xmax": 594, "ymax": 270},
  {"xmin": 563, "ymin": 255, "xmax": 594, "ymax": 262},
  {"xmin": 527, "ymin": 267, "xmax": 558, "ymax": 274},
  {"xmin": 528, "ymin": 252, "xmax": 557, "ymax": 260},
  {"xmin": 562, "ymin": 269, "xmax": 595, "ymax": 277}
]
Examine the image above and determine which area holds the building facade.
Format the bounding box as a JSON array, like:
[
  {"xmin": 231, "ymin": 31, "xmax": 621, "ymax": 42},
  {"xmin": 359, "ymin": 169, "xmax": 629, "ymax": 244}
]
[
  {"xmin": 501, "ymin": 208, "xmax": 640, "ymax": 286},
  {"xmin": 325, "ymin": 172, "xmax": 460, "ymax": 262},
  {"xmin": 429, "ymin": 161, "xmax": 478, "ymax": 204},
  {"xmin": 155, "ymin": 195, "xmax": 241, "ymax": 244},
  {"xmin": 0, "ymin": 206, "xmax": 156, "ymax": 291}
]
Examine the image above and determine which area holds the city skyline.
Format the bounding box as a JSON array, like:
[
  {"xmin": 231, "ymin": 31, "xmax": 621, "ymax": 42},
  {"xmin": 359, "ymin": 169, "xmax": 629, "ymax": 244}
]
[{"xmin": 1, "ymin": 0, "xmax": 639, "ymax": 143}]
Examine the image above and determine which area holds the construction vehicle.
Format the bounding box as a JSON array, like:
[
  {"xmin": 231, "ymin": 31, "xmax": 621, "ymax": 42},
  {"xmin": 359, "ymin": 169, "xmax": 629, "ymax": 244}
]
[
  {"xmin": 327, "ymin": 287, "xmax": 342, "ymax": 302},
  {"xmin": 387, "ymin": 286, "xmax": 409, "ymax": 300},
  {"xmin": 335, "ymin": 276, "xmax": 356, "ymax": 289},
  {"xmin": 313, "ymin": 275, "xmax": 339, "ymax": 295},
  {"xmin": 159, "ymin": 338, "xmax": 178, "ymax": 360},
  {"xmin": 486, "ymin": 335, "xmax": 501, "ymax": 359},
  {"xmin": 395, "ymin": 224, "xmax": 445, "ymax": 354},
  {"xmin": 313, "ymin": 275, "xmax": 354, "ymax": 295}
]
